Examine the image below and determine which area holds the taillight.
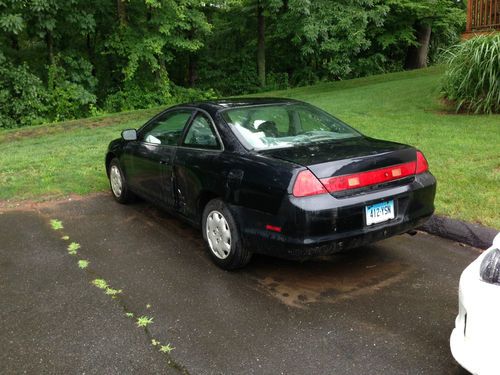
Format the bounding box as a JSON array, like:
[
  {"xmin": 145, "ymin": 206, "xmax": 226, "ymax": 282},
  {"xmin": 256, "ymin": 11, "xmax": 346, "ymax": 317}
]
[
  {"xmin": 416, "ymin": 151, "xmax": 429, "ymax": 174},
  {"xmin": 321, "ymin": 162, "xmax": 416, "ymax": 193},
  {"xmin": 292, "ymin": 170, "xmax": 328, "ymax": 197},
  {"xmin": 293, "ymin": 151, "xmax": 429, "ymax": 197}
]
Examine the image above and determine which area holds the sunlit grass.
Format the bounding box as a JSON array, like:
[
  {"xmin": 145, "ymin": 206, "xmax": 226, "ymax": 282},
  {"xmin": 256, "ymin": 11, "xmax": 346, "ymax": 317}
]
[{"xmin": 0, "ymin": 66, "xmax": 498, "ymax": 227}]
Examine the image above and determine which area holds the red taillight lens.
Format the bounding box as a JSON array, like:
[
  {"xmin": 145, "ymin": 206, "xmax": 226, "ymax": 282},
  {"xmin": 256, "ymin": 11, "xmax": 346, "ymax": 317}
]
[
  {"xmin": 415, "ymin": 151, "xmax": 429, "ymax": 174},
  {"xmin": 292, "ymin": 170, "xmax": 328, "ymax": 197},
  {"xmin": 293, "ymin": 151, "xmax": 429, "ymax": 197},
  {"xmin": 320, "ymin": 161, "xmax": 416, "ymax": 193}
]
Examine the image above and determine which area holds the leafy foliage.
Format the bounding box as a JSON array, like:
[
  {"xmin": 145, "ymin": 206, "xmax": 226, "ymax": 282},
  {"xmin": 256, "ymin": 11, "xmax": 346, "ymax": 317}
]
[
  {"xmin": 92, "ymin": 279, "xmax": 108, "ymax": 289},
  {"xmin": 0, "ymin": 0, "xmax": 466, "ymax": 127},
  {"xmin": 67, "ymin": 242, "xmax": 81, "ymax": 255},
  {"xmin": 159, "ymin": 344, "xmax": 175, "ymax": 353},
  {"xmin": 136, "ymin": 315, "xmax": 154, "ymax": 327},
  {"xmin": 50, "ymin": 219, "xmax": 64, "ymax": 230},
  {"xmin": 78, "ymin": 259, "xmax": 90, "ymax": 269},
  {"xmin": 47, "ymin": 59, "xmax": 97, "ymax": 121},
  {"xmin": 105, "ymin": 287, "xmax": 123, "ymax": 296},
  {"xmin": 441, "ymin": 34, "xmax": 500, "ymax": 114},
  {"xmin": 0, "ymin": 62, "xmax": 49, "ymax": 128}
]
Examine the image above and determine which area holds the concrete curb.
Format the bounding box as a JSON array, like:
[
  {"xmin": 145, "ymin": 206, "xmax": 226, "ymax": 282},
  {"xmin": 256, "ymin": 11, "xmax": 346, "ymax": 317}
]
[{"xmin": 419, "ymin": 215, "xmax": 498, "ymax": 250}]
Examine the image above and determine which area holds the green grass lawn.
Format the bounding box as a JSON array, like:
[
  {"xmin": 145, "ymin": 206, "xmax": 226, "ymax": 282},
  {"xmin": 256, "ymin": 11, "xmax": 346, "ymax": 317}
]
[{"xmin": 1, "ymin": 66, "xmax": 499, "ymax": 228}]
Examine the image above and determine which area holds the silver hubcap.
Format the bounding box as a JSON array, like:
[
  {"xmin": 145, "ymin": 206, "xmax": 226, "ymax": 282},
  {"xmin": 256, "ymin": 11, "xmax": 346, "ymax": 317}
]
[
  {"xmin": 206, "ymin": 210, "xmax": 231, "ymax": 259},
  {"xmin": 110, "ymin": 165, "xmax": 123, "ymax": 197}
]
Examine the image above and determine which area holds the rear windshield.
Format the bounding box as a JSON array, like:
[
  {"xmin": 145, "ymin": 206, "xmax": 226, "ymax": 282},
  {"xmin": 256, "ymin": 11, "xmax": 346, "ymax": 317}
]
[{"xmin": 221, "ymin": 103, "xmax": 361, "ymax": 151}]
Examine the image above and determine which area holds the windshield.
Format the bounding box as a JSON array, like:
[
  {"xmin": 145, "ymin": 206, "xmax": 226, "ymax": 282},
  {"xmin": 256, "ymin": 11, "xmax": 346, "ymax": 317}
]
[{"xmin": 221, "ymin": 103, "xmax": 362, "ymax": 151}]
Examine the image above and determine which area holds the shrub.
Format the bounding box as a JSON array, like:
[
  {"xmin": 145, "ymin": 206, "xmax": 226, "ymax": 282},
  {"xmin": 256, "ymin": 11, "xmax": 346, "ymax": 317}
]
[
  {"xmin": 0, "ymin": 62, "xmax": 49, "ymax": 129},
  {"xmin": 46, "ymin": 60, "xmax": 97, "ymax": 121},
  {"xmin": 169, "ymin": 85, "xmax": 217, "ymax": 103},
  {"xmin": 441, "ymin": 33, "xmax": 500, "ymax": 114},
  {"xmin": 104, "ymin": 81, "xmax": 217, "ymax": 113},
  {"xmin": 265, "ymin": 72, "xmax": 290, "ymax": 91},
  {"xmin": 197, "ymin": 54, "xmax": 260, "ymax": 96}
]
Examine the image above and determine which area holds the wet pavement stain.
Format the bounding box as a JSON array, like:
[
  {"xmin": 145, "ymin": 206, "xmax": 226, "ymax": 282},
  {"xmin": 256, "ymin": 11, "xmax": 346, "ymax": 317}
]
[{"xmin": 247, "ymin": 247, "xmax": 411, "ymax": 308}]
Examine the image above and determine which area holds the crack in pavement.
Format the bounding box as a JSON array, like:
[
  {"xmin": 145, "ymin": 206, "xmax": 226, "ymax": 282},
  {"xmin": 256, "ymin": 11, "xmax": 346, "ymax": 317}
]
[{"xmin": 39, "ymin": 209, "xmax": 191, "ymax": 375}]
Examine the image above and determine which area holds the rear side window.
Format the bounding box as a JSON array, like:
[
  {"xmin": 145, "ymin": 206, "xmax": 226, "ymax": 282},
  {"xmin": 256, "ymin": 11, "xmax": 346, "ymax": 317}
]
[
  {"xmin": 142, "ymin": 110, "xmax": 192, "ymax": 146},
  {"xmin": 225, "ymin": 106, "xmax": 291, "ymax": 135},
  {"xmin": 222, "ymin": 103, "xmax": 361, "ymax": 151},
  {"xmin": 182, "ymin": 113, "xmax": 220, "ymax": 149}
]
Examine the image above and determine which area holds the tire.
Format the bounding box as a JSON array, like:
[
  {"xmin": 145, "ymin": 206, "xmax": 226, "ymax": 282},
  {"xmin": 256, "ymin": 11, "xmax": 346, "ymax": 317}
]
[
  {"xmin": 108, "ymin": 158, "xmax": 134, "ymax": 204},
  {"xmin": 202, "ymin": 199, "xmax": 252, "ymax": 270}
]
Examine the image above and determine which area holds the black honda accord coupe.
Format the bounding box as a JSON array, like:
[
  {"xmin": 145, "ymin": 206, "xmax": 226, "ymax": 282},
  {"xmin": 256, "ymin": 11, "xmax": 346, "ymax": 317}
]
[{"xmin": 105, "ymin": 99, "xmax": 436, "ymax": 269}]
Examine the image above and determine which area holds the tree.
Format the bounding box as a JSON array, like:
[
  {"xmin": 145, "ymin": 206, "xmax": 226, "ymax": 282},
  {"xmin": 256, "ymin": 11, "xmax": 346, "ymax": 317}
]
[
  {"xmin": 380, "ymin": 0, "xmax": 465, "ymax": 70},
  {"xmin": 256, "ymin": 2, "xmax": 265, "ymax": 87},
  {"xmin": 0, "ymin": 0, "xmax": 467, "ymax": 127},
  {"xmin": 267, "ymin": 0, "xmax": 389, "ymax": 80}
]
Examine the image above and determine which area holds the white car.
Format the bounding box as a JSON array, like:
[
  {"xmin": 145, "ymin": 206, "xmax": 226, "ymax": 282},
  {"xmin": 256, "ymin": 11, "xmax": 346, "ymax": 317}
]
[{"xmin": 451, "ymin": 232, "xmax": 500, "ymax": 375}]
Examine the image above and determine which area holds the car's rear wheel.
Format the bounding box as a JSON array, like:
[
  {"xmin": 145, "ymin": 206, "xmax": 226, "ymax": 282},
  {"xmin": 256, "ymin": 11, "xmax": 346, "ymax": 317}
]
[
  {"xmin": 202, "ymin": 199, "xmax": 252, "ymax": 270},
  {"xmin": 108, "ymin": 158, "xmax": 134, "ymax": 204}
]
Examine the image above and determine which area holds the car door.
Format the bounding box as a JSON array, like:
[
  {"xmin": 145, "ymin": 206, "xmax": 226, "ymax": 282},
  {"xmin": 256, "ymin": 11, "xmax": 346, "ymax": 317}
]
[
  {"xmin": 174, "ymin": 111, "xmax": 224, "ymax": 220},
  {"xmin": 125, "ymin": 108, "xmax": 194, "ymax": 207}
]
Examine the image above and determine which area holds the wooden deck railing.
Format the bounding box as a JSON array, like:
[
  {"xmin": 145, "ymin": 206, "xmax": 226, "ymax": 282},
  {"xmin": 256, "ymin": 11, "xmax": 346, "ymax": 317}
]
[{"xmin": 467, "ymin": 0, "xmax": 500, "ymax": 32}]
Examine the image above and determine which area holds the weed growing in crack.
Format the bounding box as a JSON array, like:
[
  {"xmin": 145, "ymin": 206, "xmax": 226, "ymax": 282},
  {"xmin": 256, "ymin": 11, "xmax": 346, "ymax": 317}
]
[
  {"xmin": 56, "ymin": 225, "xmax": 180, "ymax": 368},
  {"xmin": 136, "ymin": 316, "xmax": 153, "ymax": 328},
  {"xmin": 92, "ymin": 278, "xmax": 108, "ymax": 289},
  {"xmin": 160, "ymin": 344, "xmax": 175, "ymax": 354},
  {"xmin": 67, "ymin": 242, "xmax": 80, "ymax": 255},
  {"xmin": 91, "ymin": 279, "xmax": 123, "ymax": 299},
  {"xmin": 105, "ymin": 287, "xmax": 122, "ymax": 296},
  {"xmin": 78, "ymin": 260, "xmax": 89, "ymax": 269},
  {"xmin": 50, "ymin": 219, "xmax": 63, "ymax": 230}
]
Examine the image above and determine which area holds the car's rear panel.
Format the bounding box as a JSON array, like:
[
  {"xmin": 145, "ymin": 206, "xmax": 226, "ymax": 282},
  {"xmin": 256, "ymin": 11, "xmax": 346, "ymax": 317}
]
[{"xmin": 232, "ymin": 137, "xmax": 436, "ymax": 258}]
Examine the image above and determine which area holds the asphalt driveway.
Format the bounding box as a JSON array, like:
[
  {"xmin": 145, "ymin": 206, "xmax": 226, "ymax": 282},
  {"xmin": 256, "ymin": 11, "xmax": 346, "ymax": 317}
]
[{"xmin": 0, "ymin": 194, "xmax": 478, "ymax": 374}]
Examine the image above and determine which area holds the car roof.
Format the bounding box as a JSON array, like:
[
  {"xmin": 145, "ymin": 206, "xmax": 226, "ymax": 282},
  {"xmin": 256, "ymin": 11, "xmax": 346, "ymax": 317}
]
[{"xmin": 171, "ymin": 98, "xmax": 305, "ymax": 115}]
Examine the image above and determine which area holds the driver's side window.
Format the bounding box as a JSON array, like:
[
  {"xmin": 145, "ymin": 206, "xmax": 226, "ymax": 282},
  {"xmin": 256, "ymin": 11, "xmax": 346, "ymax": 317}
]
[{"xmin": 142, "ymin": 110, "xmax": 193, "ymax": 146}]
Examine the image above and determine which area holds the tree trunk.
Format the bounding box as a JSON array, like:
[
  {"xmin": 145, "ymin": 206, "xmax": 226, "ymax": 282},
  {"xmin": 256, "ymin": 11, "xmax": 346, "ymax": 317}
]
[
  {"xmin": 86, "ymin": 34, "xmax": 93, "ymax": 60},
  {"xmin": 46, "ymin": 31, "xmax": 54, "ymax": 65},
  {"xmin": 188, "ymin": 55, "xmax": 197, "ymax": 87},
  {"xmin": 257, "ymin": 4, "xmax": 266, "ymax": 87},
  {"xmin": 282, "ymin": 0, "xmax": 289, "ymax": 12},
  {"xmin": 10, "ymin": 35, "xmax": 19, "ymax": 51},
  {"xmin": 117, "ymin": 0, "xmax": 127, "ymax": 26},
  {"xmin": 405, "ymin": 23, "xmax": 431, "ymax": 70}
]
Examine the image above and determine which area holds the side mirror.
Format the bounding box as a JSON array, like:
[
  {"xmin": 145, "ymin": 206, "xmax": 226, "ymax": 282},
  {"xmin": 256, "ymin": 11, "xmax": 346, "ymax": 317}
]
[{"xmin": 121, "ymin": 129, "xmax": 137, "ymax": 141}]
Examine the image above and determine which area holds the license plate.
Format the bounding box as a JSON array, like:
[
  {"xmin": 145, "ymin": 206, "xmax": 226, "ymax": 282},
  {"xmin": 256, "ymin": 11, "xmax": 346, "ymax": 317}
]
[{"xmin": 365, "ymin": 200, "xmax": 395, "ymax": 226}]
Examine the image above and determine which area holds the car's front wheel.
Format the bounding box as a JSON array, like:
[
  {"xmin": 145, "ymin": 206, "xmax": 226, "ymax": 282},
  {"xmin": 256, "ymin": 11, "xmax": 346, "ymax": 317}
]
[
  {"xmin": 108, "ymin": 158, "xmax": 134, "ymax": 204},
  {"xmin": 202, "ymin": 199, "xmax": 252, "ymax": 270}
]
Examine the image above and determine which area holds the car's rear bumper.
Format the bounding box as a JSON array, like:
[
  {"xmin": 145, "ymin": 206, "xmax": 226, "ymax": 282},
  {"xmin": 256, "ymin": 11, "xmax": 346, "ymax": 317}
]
[
  {"xmin": 230, "ymin": 172, "xmax": 436, "ymax": 259},
  {"xmin": 242, "ymin": 214, "xmax": 432, "ymax": 259}
]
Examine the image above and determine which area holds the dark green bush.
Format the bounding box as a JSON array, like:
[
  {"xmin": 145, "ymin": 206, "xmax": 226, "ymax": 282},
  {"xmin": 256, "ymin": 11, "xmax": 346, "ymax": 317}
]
[
  {"xmin": 441, "ymin": 34, "xmax": 500, "ymax": 114},
  {"xmin": 104, "ymin": 81, "xmax": 217, "ymax": 113},
  {"xmin": 103, "ymin": 83, "xmax": 171, "ymax": 113},
  {"xmin": 197, "ymin": 54, "xmax": 260, "ymax": 96},
  {"xmin": 169, "ymin": 85, "xmax": 217, "ymax": 104},
  {"xmin": 265, "ymin": 72, "xmax": 290, "ymax": 91},
  {"xmin": 46, "ymin": 59, "xmax": 97, "ymax": 121},
  {"xmin": 0, "ymin": 62, "xmax": 49, "ymax": 129}
]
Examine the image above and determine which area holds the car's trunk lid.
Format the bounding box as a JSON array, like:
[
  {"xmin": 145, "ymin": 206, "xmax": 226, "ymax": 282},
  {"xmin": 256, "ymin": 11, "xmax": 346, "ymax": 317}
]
[{"xmin": 260, "ymin": 137, "xmax": 417, "ymax": 195}]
